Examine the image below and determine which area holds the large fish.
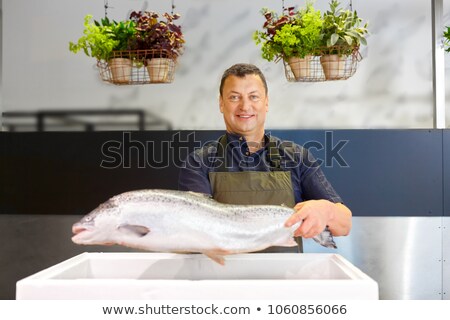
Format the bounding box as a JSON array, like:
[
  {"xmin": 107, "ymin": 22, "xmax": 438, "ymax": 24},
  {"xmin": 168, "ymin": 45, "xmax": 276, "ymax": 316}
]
[{"xmin": 72, "ymin": 189, "xmax": 336, "ymax": 264}]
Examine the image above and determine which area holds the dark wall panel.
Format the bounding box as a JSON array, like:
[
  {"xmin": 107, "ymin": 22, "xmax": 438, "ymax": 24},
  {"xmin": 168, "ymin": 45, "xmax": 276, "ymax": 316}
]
[
  {"xmin": 272, "ymin": 130, "xmax": 443, "ymax": 217},
  {"xmin": 0, "ymin": 131, "xmax": 226, "ymax": 215},
  {"xmin": 0, "ymin": 130, "xmax": 445, "ymax": 217},
  {"xmin": 444, "ymin": 130, "xmax": 450, "ymax": 217}
]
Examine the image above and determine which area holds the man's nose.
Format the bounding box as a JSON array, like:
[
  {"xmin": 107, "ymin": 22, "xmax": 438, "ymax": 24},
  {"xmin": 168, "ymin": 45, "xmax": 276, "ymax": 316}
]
[{"xmin": 239, "ymin": 97, "xmax": 252, "ymax": 110}]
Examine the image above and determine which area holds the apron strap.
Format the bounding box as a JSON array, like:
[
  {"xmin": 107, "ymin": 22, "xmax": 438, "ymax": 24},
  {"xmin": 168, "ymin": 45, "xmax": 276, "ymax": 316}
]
[
  {"xmin": 216, "ymin": 135, "xmax": 228, "ymax": 172},
  {"xmin": 267, "ymin": 137, "xmax": 283, "ymax": 171}
]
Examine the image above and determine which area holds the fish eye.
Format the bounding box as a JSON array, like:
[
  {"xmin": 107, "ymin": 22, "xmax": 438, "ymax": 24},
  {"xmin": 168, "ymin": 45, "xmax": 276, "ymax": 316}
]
[{"xmin": 85, "ymin": 216, "xmax": 92, "ymax": 222}]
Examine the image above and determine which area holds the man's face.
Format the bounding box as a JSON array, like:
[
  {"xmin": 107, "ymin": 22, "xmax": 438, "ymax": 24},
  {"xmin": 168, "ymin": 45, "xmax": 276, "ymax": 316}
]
[{"xmin": 219, "ymin": 74, "xmax": 269, "ymax": 140}]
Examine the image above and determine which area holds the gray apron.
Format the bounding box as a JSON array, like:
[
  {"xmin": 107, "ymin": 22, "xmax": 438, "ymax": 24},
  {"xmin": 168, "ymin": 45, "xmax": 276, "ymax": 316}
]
[{"xmin": 208, "ymin": 135, "xmax": 303, "ymax": 253}]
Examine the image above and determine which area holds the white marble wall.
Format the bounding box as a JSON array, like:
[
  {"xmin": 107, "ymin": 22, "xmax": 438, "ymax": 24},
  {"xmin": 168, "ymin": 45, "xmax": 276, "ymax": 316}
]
[{"xmin": 1, "ymin": 0, "xmax": 449, "ymax": 129}]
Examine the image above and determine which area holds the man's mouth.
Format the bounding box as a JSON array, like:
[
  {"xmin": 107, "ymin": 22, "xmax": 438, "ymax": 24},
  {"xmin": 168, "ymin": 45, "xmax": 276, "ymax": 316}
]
[{"xmin": 237, "ymin": 114, "xmax": 254, "ymax": 119}]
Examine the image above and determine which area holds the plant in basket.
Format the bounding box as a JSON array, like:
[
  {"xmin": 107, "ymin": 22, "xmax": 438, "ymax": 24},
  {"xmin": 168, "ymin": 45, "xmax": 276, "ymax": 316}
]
[
  {"xmin": 69, "ymin": 15, "xmax": 117, "ymax": 61},
  {"xmin": 69, "ymin": 15, "xmax": 136, "ymax": 83},
  {"xmin": 253, "ymin": 1, "xmax": 323, "ymax": 80},
  {"xmin": 320, "ymin": 0, "xmax": 368, "ymax": 79},
  {"xmin": 443, "ymin": 26, "xmax": 450, "ymax": 53},
  {"xmin": 129, "ymin": 11, "xmax": 185, "ymax": 83}
]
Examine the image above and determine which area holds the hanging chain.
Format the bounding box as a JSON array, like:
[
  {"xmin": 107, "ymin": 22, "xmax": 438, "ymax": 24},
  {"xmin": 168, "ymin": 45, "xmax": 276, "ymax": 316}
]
[
  {"xmin": 103, "ymin": 0, "xmax": 175, "ymax": 17},
  {"xmin": 104, "ymin": 0, "xmax": 109, "ymax": 17},
  {"xmin": 281, "ymin": 0, "xmax": 351, "ymax": 13}
]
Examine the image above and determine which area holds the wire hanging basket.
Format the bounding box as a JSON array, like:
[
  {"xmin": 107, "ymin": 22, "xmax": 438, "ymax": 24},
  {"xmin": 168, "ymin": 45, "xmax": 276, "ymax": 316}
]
[
  {"xmin": 97, "ymin": 49, "xmax": 178, "ymax": 85},
  {"xmin": 282, "ymin": 45, "xmax": 362, "ymax": 82}
]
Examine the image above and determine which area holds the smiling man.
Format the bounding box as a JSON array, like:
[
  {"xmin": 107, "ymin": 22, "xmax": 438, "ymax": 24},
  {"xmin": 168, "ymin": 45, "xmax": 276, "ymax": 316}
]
[
  {"xmin": 179, "ymin": 63, "xmax": 351, "ymax": 252},
  {"xmin": 219, "ymin": 70, "xmax": 268, "ymax": 151}
]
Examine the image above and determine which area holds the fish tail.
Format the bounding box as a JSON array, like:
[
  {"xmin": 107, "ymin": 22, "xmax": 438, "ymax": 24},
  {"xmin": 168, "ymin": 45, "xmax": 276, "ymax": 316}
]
[{"xmin": 313, "ymin": 227, "xmax": 337, "ymax": 249}]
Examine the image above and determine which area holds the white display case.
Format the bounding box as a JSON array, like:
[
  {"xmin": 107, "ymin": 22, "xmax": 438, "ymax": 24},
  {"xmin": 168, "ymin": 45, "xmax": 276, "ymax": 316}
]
[{"xmin": 16, "ymin": 252, "xmax": 378, "ymax": 300}]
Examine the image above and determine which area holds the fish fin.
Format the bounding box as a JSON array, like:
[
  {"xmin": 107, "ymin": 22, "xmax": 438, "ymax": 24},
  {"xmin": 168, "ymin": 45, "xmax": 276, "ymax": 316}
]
[
  {"xmin": 271, "ymin": 236, "xmax": 298, "ymax": 247},
  {"xmin": 203, "ymin": 249, "xmax": 231, "ymax": 266},
  {"xmin": 118, "ymin": 224, "xmax": 150, "ymax": 237},
  {"xmin": 279, "ymin": 237, "xmax": 299, "ymax": 247},
  {"xmin": 204, "ymin": 253, "xmax": 225, "ymax": 265}
]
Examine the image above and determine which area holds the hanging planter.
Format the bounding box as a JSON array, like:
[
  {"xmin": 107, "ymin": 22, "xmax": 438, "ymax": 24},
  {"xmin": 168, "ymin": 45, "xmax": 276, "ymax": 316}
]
[
  {"xmin": 127, "ymin": 10, "xmax": 184, "ymax": 84},
  {"xmin": 287, "ymin": 56, "xmax": 313, "ymax": 80},
  {"xmin": 108, "ymin": 58, "xmax": 132, "ymax": 84},
  {"xmin": 254, "ymin": 0, "xmax": 368, "ymax": 82},
  {"xmin": 254, "ymin": 3, "xmax": 323, "ymax": 82},
  {"xmin": 146, "ymin": 58, "xmax": 175, "ymax": 83},
  {"xmin": 320, "ymin": 54, "xmax": 346, "ymax": 80},
  {"xmin": 69, "ymin": 9, "xmax": 184, "ymax": 85},
  {"xmin": 283, "ymin": 45, "xmax": 361, "ymax": 82},
  {"xmin": 319, "ymin": 0, "xmax": 367, "ymax": 81},
  {"xmin": 69, "ymin": 15, "xmax": 137, "ymax": 84},
  {"xmin": 97, "ymin": 49, "xmax": 177, "ymax": 85}
]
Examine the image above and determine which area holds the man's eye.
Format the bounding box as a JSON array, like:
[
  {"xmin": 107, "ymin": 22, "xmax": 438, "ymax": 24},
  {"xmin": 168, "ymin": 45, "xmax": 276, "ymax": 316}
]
[
  {"xmin": 229, "ymin": 95, "xmax": 240, "ymax": 102},
  {"xmin": 250, "ymin": 95, "xmax": 260, "ymax": 101}
]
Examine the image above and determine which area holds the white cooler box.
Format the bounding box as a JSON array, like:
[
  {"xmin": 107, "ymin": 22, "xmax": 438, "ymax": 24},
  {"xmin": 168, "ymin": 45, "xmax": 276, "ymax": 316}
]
[{"xmin": 16, "ymin": 252, "xmax": 378, "ymax": 299}]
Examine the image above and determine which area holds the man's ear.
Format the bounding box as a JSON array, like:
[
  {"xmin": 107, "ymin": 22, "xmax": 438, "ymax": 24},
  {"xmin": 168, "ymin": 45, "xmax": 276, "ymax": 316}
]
[
  {"xmin": 219, "ymin": 95, "xmax": 224, "ymax": 113},
  {"xmin": 265, "ymin": 95, "xmax": 269, "ymax": 112}
]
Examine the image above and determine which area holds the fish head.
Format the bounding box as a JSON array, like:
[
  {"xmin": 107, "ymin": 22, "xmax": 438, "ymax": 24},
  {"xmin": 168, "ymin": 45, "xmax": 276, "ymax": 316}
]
[{"xmin": 72, "ymin": 199, "xmax": 122, "ymax": 245}]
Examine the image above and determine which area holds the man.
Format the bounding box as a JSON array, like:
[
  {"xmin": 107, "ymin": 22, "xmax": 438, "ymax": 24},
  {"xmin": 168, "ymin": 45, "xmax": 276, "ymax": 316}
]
[{"xmin": 179, "ymin": 63, "xmax": 351, "ymax": 252}]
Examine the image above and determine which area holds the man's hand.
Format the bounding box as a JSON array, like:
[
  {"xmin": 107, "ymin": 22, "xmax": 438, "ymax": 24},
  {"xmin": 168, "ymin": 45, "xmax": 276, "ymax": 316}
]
[{"xmin": 284, "ymin": 200, "xmax": 352, "ymax": 238}]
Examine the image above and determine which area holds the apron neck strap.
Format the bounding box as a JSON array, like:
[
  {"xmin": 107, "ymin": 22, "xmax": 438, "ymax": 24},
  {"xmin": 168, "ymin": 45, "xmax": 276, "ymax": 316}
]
[
  {"xmin": 267, "ymin": 137, "xmax": 283, "ymax": 171},
  {"xmin": 216, "ymin": 134, "xmax": 228, "ymax": 172},
  {"xmin": 216, "ymin": 134, "xmax": 283, "ymax": 172}
]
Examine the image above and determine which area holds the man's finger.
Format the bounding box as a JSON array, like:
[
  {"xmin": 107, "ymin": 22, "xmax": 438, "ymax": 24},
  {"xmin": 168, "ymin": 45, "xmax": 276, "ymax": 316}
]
[
  {"xmin": 294, "ymin": 202, "xmax": 306, "ymax": 211},
  {"xmin": 285, "ymin": 204, "xmax": 311, "ymax": 227},
  {"xmin": 293, "ymin": 217, "xmax": 314, "ymax": 237},
  {"xmin": 284, "ymin": 212, "xmax": 304, "ymax": 227}
]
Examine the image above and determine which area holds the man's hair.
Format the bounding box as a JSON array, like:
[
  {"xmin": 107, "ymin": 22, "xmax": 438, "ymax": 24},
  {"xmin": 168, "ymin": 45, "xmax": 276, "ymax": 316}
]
[{"xmin": 219, "ymin": 63, "xmax": 268, "ymax": 97}]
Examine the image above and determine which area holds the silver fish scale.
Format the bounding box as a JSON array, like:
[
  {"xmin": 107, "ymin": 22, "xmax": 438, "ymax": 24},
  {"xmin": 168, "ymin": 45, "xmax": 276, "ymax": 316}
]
[
  {"xmin": 115, "ymin": 190, "xmax": 295, "ymax": 248},
  {"xmin": 228, "ymin": 205, "xmax": 294, "ymax": 219},
  {"xmin": 111, "ymin": 190, "xmax": 296, "ymax": 237},
  {"xmin": 116, "ymin": 189, "xmax": 295, "ymax": 219}
]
